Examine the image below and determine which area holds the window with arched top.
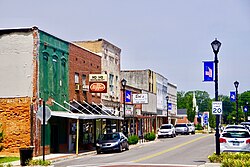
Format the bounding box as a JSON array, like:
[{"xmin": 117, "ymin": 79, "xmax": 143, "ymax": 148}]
[
  {"xmin": 42, "ymin": 52, "xmax": 49, "ymax": 100},
  {"xmin": 52, "ymin": 55, "xmax": 59, "ymax": 99}
]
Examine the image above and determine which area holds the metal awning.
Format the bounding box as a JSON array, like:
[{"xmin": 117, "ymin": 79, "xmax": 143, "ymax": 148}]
[{"xmin": 51, "ymin": 111, "xmax": 123, "ymax": 120}]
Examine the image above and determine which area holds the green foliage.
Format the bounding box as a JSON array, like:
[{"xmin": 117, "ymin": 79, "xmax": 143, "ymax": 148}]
[
  {"xmin": 0, "ymin": 164, "xmax": 13, "ymax": 167},
  {"xmin": 208, "ymin": 152, "xmax": 250, "ymax": 167},
  {"xmin": 0, "ymin": 157, "xmax": 19, "ymax": 164},
  {"xmin": 28, "ymin": 159, "xmax": 51, "ymax": 166},
  {"xmin": 144, "ymin": 132, "xmax": 156, "ymax": 141},
  {"xmin": 128, "ymin": 135, "xmax": 139, "ymax": 145},
  {"xmin": 195, "ymin": 123, "xmax": 203, "ymax": 130}
]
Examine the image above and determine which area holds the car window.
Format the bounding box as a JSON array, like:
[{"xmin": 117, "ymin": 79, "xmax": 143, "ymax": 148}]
[
  {"xmin": 100, "ymin": 133, "xmax": 120, "ymax": 140},
  {"xmin": 175, "ymin": 124, "xmax": 186, "ymax": 127},
  {"xmin": 160, "ymin": 125, "xmax": 171, "ymax": 129},
  {"xmin": 222, "ymin": 131, "xmax": 250, "ymax": 138}
]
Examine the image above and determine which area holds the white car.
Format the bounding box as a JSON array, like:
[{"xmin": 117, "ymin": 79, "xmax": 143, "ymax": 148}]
[
  {"xmin": 222, "ymin": 125, "xmax": 248, "ymax": 133},
  {"xmin": 157, "ymin": 124, "xmax": 176, "ymax": 138},
  {"xmin": 220, "ymin": 128, "xmax": 250, "ymax": 152},
  {"xmin": 187, "ymin": 123, "xmax": 195, "ymax": 134}
]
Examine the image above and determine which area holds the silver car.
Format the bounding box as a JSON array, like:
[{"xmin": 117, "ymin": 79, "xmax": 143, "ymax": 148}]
[
  {"xmin": 220, "ymin": 128, "xmax": 250, "ymax": 152},
  {"xmin": 157, "ymin": 124, "xmax": 176, "ymax": 138},
  {"xmin": 175, "ymin": 123, "xmax": 189, "ymax": 135}
]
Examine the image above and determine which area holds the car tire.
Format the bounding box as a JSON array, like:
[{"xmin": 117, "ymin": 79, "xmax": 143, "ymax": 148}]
[
  {"xmin": 119, "ymin": 144, "xmax": 123, "ymax": 152},
  {"xmin": 125, "ymin": 143, "xmax": 129, "ymax": 150},
  {"xmin": 96, "ymin": 149, "xmax": 101, "ymax": 154}
]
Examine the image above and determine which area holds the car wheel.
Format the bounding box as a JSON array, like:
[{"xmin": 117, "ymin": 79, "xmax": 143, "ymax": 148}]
[
  {"xmin": 125, "ymin": 143, "xmax": 129, "ymax": 150},
  {"xmin": 119, "ymin": 144, "xmax": 123, "ymax": 152},
  {"xmin": 96, "ymin": 149, "xmax": 101, "ymax": 154}
]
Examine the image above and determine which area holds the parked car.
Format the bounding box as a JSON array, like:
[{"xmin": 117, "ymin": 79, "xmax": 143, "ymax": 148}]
[
  {"xmin": 175, "ymin": 123, "xmax": 189, "ymax": 135},
  {"xmin": 187, "ymin": 123, "xmax": 195, "ymax": 134},
  {"xmin": 220, "ymin": 128, "xmax": 250, "ymax": 152},
  {"xmin": 157, "ymin": 124, "xmax": 176, "ymax": 138},
  {"xmin": 96, "ymin": 132, "xmax": 129, "ymax": 154},
  {"xmin": 222, "ymin": 125, "xmax": 248, "ymax": 133},
  {"xmin": 240, "ymin": 122, "xmax": 250, "ymax": 131}
]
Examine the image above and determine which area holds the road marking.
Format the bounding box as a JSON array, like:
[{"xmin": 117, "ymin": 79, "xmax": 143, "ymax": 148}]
[{"xmin": 132, "ymin": 135, "xmax": 211, "ymax": 163}]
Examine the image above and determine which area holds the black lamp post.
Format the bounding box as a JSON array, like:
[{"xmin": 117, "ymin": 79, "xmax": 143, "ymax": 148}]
[
  {"xmin": 211, "ymin": 38, "xmax": 221, "ymax": 155},
  {"xmin": 245, "ymin": 102, "xmax": 248, "ymax": 122},
  {"xmin": 166, "ymin": 96, "xmax": 169, "ymax": 124},
  {"xmin": 121, "ymin": 78, "xmax": 127, "ymax": 136},
  {"xmin": 234, "ymin": 81, "xmax": 239, "ymax": 124}
]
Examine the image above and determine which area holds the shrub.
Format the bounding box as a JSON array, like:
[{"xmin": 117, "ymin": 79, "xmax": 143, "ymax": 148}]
[
  {"xmin": 128, "ymin": 135, "xmax": 139, "ymax": 145},
  {"xmin": 27, "ymin": 159, "xmax": 51, "ymax": 166},
  {"xmin": 144, "ymin": 132, "xmax": 156, "ymax": 141},
  {"xmin": 195, "ymin": 123, "xmax": 203, "ymax": 130}
]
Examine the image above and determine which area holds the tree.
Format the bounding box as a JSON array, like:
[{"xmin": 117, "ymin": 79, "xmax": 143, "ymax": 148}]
[{"xmin": 177, "ymin": 91, "xmax": 186, "ymax": 109}]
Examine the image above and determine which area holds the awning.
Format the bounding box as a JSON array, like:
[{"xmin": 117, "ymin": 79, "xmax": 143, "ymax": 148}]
[{"xmin": 51, "ymin": 111, "xmax": 123, "ymax": 120}]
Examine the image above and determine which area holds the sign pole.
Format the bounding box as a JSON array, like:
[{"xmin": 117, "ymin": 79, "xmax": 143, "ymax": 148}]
[{"xmin": 43, "ymin": 101, "xmax": 46, "ymax": 161}]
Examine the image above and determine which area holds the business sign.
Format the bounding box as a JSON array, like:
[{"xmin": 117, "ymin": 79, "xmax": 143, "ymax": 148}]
[
  {"xmin": 132, "ymin": 94, "xmax": 148, "ymax": 104},
  {"xmin": 203, "ymin": 61, "xmax": 214, "ymax": 82},
  {"xmin": 212, "ymin": 101, "xmax": 223, "ymax": 115},
  {"xmin": 125, "ymin": 90, "xmax": 131, "ymax": 102},
  {"xmin": 89, "ymin": 74, "xmax": 107, "ymax": 82},
  {"xmin": 89, "ymin": 74, "xmax": 107, "ymax": 93},
  {"xmin": 230, "ymin": 91, "xmax": 236, "ymax": 102}
]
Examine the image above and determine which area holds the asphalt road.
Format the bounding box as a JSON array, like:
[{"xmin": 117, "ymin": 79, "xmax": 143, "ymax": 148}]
[{"xmin": 54, "ymin": 134, "xmax": 215, "ymax": 167}]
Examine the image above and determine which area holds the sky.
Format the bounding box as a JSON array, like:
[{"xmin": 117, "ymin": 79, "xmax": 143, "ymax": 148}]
[{"xmin": 0, "ymin": 0, "xmax": 250, "ymax": 98}]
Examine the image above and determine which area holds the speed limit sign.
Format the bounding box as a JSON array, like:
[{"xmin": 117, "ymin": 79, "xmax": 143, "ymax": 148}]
[{"xmin": 212, "ymin": 101, "xmax": 223, "ymax": 115}]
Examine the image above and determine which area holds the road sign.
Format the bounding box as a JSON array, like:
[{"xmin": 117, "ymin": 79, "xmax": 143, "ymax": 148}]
[
  {"xmin": 212, "ymin": 101, "xmax": 223, "ymax": 115},
  {"xmin": 37, "ymin": 105, "xmax": 52, "ymax": 124}
]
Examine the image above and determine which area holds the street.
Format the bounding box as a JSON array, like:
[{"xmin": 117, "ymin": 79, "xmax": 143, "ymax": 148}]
[{"xmin": 54, "ymin": 134, "xmax": 215, "ymax": 167}]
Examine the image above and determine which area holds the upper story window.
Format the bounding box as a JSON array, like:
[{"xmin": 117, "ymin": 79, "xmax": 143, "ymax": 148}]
[
  {"xmin": 75, "ymin": 73, "xmax": 79, "ymax": 83},
  {"xmin": 109, "ymin": 74, "xmax": 114, "ymax": 92},
  {"xmin": 109, "ymin": 56, "xmax": 114, "ymax": 63},
  {"xmin": 82, "ymin": 74, "xmax": 86, "ymax": 85}
]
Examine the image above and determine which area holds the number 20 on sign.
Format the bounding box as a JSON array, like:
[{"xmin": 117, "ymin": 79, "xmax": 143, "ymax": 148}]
[{"xmin": 212, "ymin": 101, "xmax": 223, "ymax": 115}]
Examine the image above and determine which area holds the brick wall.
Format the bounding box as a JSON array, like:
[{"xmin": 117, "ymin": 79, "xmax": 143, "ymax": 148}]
[
  {"xmin": 0, "ymin": 97, "xmax": 31, "ymax": 155},
  {"xmin": 69, "ymin": 43, "xmax": 102, "ymax": 103}
]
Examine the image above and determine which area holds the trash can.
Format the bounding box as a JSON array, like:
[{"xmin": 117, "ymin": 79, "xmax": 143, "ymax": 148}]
[{"xmin": 19, "ymin": 146, "xmax": 34, "ymax": 166}]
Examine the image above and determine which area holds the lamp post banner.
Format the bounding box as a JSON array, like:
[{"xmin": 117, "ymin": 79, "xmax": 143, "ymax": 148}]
[
  {"xmin": 230, "ymin": 91, "xmax": 236, "ymax": 102},
  {"xmin": 203, "ymin": 61, "xmax": 214, "ymax": 82}
]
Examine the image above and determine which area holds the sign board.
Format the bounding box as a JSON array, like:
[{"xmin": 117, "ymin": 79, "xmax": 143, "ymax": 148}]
[
  {"xmin": 89, "ymin": 74, "xmax": 107, "ymax": 93},
  {"xmin": 89, "ymin": 82, "xmax": 107, "ymax": 93},
  {"xmin": 37, "ymin": 106, "xmax": 52, "ymax": 124},
  {"xmin": 89, "ymin": 74, "xmax": 107, "ymax": 82},
  {"xmin": 203, "ymin": 112, "xmax": 209, "ymax": 125},
  {"xmin": 203, "ymin": 61, "xmax": 214, "ymax": 82},
  {"xmin": 168, "ymin": 103, "xmax": 172, "ymax": 110},
  {"xmin": 212, "ymin": 101, "xmax": 223, "ymax": 115},
  {"xmin": 230, "ymin": 91, "xmax": 236, "ymax": 102},
  {"xmin": 125, "ymin": 90, "xmax": 131, "ymax": 102},
  {"xmin": 132, "ymin": 94, "xmax": 148, "ymax": 104}
]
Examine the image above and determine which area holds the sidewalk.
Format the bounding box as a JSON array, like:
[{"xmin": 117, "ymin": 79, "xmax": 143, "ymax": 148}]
[{"xmin": 7, "ymin": 139, "xmax": 221, "ymax": 167}]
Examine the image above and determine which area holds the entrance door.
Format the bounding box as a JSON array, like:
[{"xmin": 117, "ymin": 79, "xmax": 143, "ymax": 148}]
[{"xmin": 51, "ymin": 124, "xmax": 59, "ymax": 153}]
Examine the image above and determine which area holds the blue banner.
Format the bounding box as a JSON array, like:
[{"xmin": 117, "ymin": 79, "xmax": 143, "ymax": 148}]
[
  {"xmin": 230, "ymin": 91, "xmax": 236, "ymax": 102},
  {"xmin": 203, "ymin": 61, "xmax": 214, "ymax": 81},
  {"xmin": 244, "ymin": 106, "xmax": 248, "ymax": 112},
  {"xmin": 168, "ymin": 103, "xmax": 172, "ymax": 110},
  {"xmin": 125, "ymin": 90, "xmax": 131, "ymax": 102}
]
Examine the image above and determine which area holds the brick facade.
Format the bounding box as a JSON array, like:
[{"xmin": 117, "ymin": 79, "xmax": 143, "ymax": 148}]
[
  {"xmin": 69, "ymin": 43, "xmax": 101, "ymax": 103},
  {"xmin": 0, "ymin": 97, "xmax": 32, "ymax": 156}
]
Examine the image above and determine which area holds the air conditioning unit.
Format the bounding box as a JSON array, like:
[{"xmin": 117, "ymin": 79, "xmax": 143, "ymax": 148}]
[
  {"xmin": 82, "ymin": 85, "xmax": 89, "ymax": 91},
  {"xmin": 75, "ymin": 84, "xmax": 80, "ymax": 91}
]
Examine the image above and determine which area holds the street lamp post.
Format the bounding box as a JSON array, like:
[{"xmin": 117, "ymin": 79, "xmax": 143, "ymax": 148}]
[
  {"xmin": 121, "ymin": 78, "xmax": 127, "ymax": 136},
  {"xmin": 211, "ymin": 38, "xmax": 221, "ymax": 155},
  {"xmin": 245, "ymin": 102, "xmax": 248, "ymax": 122},
  {"xmin": 234, "ymin": 81, "xmax": 239, "ymax": 124},
  {"xmin": 166, "ymin": 96, "xmax": 169, "ymax": 124}
]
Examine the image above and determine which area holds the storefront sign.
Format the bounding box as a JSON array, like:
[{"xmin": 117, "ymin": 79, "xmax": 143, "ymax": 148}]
[
  {"xmin": 89, "ymin": 82, "xmax": 107, "ymax": 93},
  {"xmin": 132, "ymin": 93, "xmax": 148, "ymax": 104},
  {"xmin": 89, "ymin": 74, "xmax": 107, "ymax": 82}
]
